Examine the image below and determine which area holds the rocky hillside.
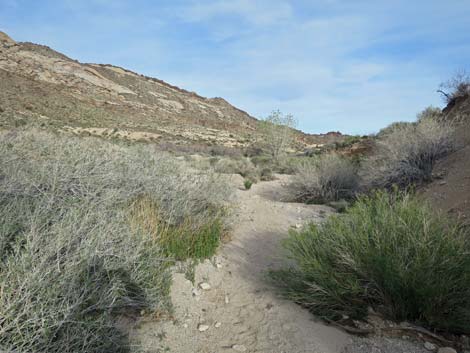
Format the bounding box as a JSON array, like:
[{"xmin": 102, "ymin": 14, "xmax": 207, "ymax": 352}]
[
  {"xmin": 420, "ymin": 94, "xmax": 470, "ymax": 223},
  {"xmin": 0, "ymin": 31, "xmax": 344, "ymax": 149}
]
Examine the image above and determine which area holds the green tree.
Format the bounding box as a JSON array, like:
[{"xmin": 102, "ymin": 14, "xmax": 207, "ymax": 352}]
[{"xmin": 259, "ymin": 110, "xmax": 297, "ymax": 161}]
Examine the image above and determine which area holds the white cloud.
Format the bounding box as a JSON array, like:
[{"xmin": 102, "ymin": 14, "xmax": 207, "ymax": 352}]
[{"xmin": 180, "ymin": 0, "xmax": 293, "ymax": 25}]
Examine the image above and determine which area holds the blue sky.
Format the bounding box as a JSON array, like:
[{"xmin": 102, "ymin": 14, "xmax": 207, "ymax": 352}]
[{"xmin": 1, "ymin": 0, "xmax": 470, "ymax": 134}]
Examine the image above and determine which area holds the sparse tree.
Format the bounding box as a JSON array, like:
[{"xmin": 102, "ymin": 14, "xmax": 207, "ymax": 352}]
[
  {"xmin": 259, "ymin": 110, "xmax": 297, "ymax": 161},
  {"xmin": 438, "ymin": 70, "xmax": 470, "ymax": 103}
]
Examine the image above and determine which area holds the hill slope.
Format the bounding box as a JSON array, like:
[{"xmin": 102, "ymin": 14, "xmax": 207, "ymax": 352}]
[
  {"xmin": 0, "ymin": 31, "xmax": 344, "ymax": 148},
  {"xmin": 420, "ymin": 94, "xmax": 470, "ymax": 223},
  {"xmin": 0, "ymin": 31, "xmax": 260, "ymax": 146}
]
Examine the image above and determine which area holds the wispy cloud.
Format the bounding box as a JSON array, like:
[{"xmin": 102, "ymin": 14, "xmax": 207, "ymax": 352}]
[
  {"xmin": 180, "ymin": 0, "xmax": 293, "ymax": 25},
  {"xmin": 1, "ymin": 0, "xmax": 470, "ymax": 134}
]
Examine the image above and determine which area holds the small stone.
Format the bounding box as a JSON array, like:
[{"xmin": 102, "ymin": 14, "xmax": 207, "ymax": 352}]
[
  {"xmin": 183, "ymin": 323, "xmax": 188, "ymax": 328},
  {"xmin": 402, "ymin": 335, "xmax": 410, "ymax": 340},
  {"xmin": 216, "ymin": 263, "xmax": 223, "ymax": 268},
  {"xmin": 232, "ymin": 344, "xmax": 247, "ymax": 352},
  {"xmin": 437, "ymin": 348, "xmax": 457, "ymax": 353},
  {"xmin": 215, "ymin": 322, "xmax": 222, "ymax": 328},
  {"xmin": 192, "ymin": 288, "xmax": 201, "ymax": 296},
  {"xmin": 225, "ymin": 294, "xmax": 230, "ymax": 304},
  {"xmin": 424, "ymin": 341, "xmax": 436, "ymax": 351},
  {"xmin": 295, "ymin": 223, "xmax": 302, "ymax": 229},
  {"xmin": 198, "ymin": 324, "xmax": 210, "ymax": 332},
  {"xmin": 199, "ymin": 282, "xmax": 211, "ymax": 290}
]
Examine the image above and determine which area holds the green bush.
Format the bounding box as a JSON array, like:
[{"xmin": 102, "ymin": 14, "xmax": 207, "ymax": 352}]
[
  {"xmin": 244, "ymin": 179, "xmax": 253, "ymax": 190},
  {"xmin": 0, "ymin": 129, "xmax": 228, "ymax": 352},
  {"xmin": 270, "ymin": 191, "xmax": 470, "ymax": 333},
  {"xmin": 289, "ymin": 153, "xmax": 359, "ymax": 204}
]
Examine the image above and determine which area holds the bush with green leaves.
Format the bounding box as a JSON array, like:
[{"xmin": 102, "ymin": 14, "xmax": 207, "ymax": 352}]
[
  {"xmin": 270, "ymin": 191, "xmax": 470, "ymax": 333},
  {"xmin": 289, "ymin": 153, "xmax": 359, "ymax": 204},
  {"xmin": 364, "ymin": 114, "xmax": 455, "ymax": 190},
  {"xmin": 244, "ymin": 179, "xmax": 253, "ymax": 190},
  {"xmin": 258, "ymin": 110, "xmax": 297, "ymax": 161},
  {"xmin": 0, "ymin": 129, "xmax": 228, "ymax": 353}
]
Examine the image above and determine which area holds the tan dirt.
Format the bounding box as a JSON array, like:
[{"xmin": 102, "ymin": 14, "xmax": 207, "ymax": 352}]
[
  {"xmin": 131, "ymin": 175, "xmax": 351, "ymax": 353},
  {"xmin": 132, "ymin": 175, "xmax": 430, "ymax": 353}
]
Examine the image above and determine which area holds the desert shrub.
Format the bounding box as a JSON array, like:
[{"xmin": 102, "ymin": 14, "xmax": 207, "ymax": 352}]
[
  {"xmin": 376, "ymin": 121, "xmax": 413, "ymax": 138},
  {"xmin": 244, "ymin": 179, "xmax": 253, "ymax": 190},
  {"xmin": 439, "ymin": 70, "xmax": 470, "ymax": 103},
  {"xmin": 289, "ymin": 153, "xmax": 359, "ymax": 203},
  {"xmin": 259, "ymin": 167, "xmax": 275, "ymax": 181},
  {"xmin": 0, "ymin": 129, "xmax": 228, "ymax": 353},
  {"xmin": 334, "ymin": 135, "xmax": 363, "ymax": 149},
  {"xmin": 129, "ymin": 197, "xmax": 224, "ymax": 261},
  {"xmin": 416, "ymin": 106, "xmax": 442, "ymax": 123},
  {"xmin": 270, "ymin": 191, "xmax": 470, "ymax": 333},
  {"xmin": 214, "ymin": 157, "xmax": 259, "ymax": 181},
  {"xmin": 363, "ymin": 116, "xmax": 455, "ymax": 190}
]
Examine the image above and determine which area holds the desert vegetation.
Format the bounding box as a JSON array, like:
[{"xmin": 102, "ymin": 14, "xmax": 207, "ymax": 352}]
[
  {"xmin": 0, "ymin": 129, "xmax": 228, "ymax": 353},
  {"xmin": 288, "ymin": 153, "xmax": 359, "ymax": 204},
  {"xmin": 362, "ymin": 110, "xmax": 456, "ymax": 190},
  {"xmin": 258, "ymin": 110, "xmax": 297, "ymax": 161},
  {"xmin": 438, "ymin": 70, "xmax": 470, "ymax": 104},
  {"xmin": 270, "ymin": 96, "xmax": 470, "ymax": 340},
  {"xmin": 270, "ymin": 191, "xmax": 470, "ymax": 333}
]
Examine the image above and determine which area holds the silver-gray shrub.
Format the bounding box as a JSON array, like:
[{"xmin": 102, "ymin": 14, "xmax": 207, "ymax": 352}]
[
  {"xmin": 0, "ymin": 129, "xmax": 228, "ymax": 353},
  {"xmin": 363, "ymin": 111, "xmax": 456, "ymax": 190},
  {"xmin": 289, "ymin": 153, "xmax": 359, "ymax": 203}
]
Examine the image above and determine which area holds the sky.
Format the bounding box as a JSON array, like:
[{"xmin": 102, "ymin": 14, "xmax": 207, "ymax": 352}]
[{"xmin": 1, "ymin": 0, "xmax": 470, "ymax": 134}]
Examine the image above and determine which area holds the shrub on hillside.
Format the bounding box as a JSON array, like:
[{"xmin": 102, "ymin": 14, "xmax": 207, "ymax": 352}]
[
  {"xmin": 439, "ymin": 70, "xmax": 470, "ymax": 104},
  {"xmin": 416, "ymin": 106, "xmax": 442, "ymax": 122},
  {"xmin": 270, "ymin": 191, "xmax": 470, "ymax": 333},
  {"xmin": 289, "ymin": 153, "xmax": 359, "ymax": 204},
  {"xmin": 376, "ymin": 121, "xmax": 413, "ymax": 138},
  {"xmin": 363, "ymin": 115, "xmax": 455, "ymax": 190},
  {"xmin": 0, "ymin": 130, "xmax": 228, "ymax": 353}
]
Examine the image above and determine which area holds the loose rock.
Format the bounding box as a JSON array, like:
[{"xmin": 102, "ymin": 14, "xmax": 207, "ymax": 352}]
[
  {"xmin": 424, "ymin": 341, "xmax": 436, "ymax": 351},
  {"xmin": 437, "ymin": 348, "xmax": 457, "ymax": 353},
  {"xmin": 198, "ymin": 324, "xmax": 209, "ymax": 332},
  {"xmin": 199, "ymin": 282, "xmax": 211, "ymax": 290},
  {"xmin": 232, "ymin": 344, "xmax": 247, "ymax": 352},
  {"xmin": 215, "ymin": 322, "xmax": 222, "ymax": 328}
]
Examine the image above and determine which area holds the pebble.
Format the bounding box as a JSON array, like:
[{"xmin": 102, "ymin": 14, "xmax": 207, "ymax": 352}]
[
  {"xmin": 437, "ymin": 348, "xmax": 457, "ymax": 353},
  {"xmin": 225, "ymin": 294, "xmax": 230, "ymax": 304},
  {"xmin": 198, "ymin": 324, "xmax": 210, "ymax": 332},
  {"xmin": 295, "ymin": 223, "xmax": 302, "ymax": 229},
  {"xmin": 215, "ymin": 322, "xmax": 222, "ymax": 328},
  {"xmin": 232, "ymin": 344, "xmax": 247, "ymax": 352},
  {"xmin": 192, "ymin": 288, "xmax": 201, "ymax": 296},
  {"xmin": 199, "ymin": 282, "xmax": 211, "ymax": 290},
  {"xmin": 424, "ymin": 341, "xmax": 436, "ymax": 351}
]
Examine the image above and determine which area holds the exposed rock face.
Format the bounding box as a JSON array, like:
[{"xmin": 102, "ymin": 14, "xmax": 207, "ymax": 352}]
[
  {"xmin": 0, "ymin": 31, "xmax": 258, "ymax": 146},
  {"xmin": 0, "ymin": 31, "xmax": 346, "ymax": 148}
]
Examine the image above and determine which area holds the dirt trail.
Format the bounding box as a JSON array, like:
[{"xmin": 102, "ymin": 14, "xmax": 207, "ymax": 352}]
[{"xmin": 133, "ymin": 175, "xmax": 350, "ymax": 352}]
